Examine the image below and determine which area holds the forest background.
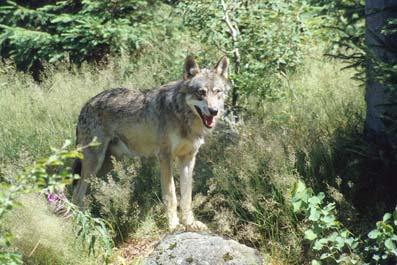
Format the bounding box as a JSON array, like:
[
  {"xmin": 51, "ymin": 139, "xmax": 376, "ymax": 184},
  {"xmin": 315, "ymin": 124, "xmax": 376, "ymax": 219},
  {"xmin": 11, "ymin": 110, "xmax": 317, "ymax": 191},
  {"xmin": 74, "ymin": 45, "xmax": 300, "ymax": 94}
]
[{"xmin": 0, "ymin": 0, "xmax": 396, "ymax": 264}]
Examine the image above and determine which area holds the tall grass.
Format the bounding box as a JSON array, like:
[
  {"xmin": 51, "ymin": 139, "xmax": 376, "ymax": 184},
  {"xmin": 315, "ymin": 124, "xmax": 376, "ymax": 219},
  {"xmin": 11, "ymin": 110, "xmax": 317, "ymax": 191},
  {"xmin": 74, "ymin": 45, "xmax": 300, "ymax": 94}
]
[
  {"xmin": 2, "ymin": 194, "xmax": 98, "ymax": 265},
  {"xmin": 192, "ymin": 53, "xmax": 364, "ymax": 263},
  {"xmin": 0, "ymin": 33, "xmax": 206, "ymax": 162},
  {"xmin": 0, "ymin": 46, "xmax": 365, "ymax": 264}
]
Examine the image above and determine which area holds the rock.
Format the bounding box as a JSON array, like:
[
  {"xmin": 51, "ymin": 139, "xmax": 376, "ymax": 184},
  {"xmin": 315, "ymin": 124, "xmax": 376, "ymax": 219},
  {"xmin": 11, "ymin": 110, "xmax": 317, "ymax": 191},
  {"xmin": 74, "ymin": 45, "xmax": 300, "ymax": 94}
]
[{"xmin": 144, "ymin": 232, "xmax": 263, "ymax": 265}]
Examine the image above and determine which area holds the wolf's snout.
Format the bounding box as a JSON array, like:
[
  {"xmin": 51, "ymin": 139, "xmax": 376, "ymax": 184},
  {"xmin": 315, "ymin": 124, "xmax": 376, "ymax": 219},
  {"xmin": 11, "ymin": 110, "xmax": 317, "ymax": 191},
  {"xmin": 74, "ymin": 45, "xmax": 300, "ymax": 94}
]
[{"xmin": 208, "ymin": 107, "xmax": 218, "ymax": 116}]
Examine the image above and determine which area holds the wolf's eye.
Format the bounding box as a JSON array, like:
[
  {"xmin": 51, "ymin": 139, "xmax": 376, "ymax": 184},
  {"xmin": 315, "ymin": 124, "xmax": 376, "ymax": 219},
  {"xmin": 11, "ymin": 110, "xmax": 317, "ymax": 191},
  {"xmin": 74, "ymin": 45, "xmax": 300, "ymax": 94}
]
[
  {"xmin": 213, "ymin": 89, "xmax": 222, "ymax": 94},
  {"xmin": 198, "ymin": 89, "xmax": 207, "ymax": 97}
]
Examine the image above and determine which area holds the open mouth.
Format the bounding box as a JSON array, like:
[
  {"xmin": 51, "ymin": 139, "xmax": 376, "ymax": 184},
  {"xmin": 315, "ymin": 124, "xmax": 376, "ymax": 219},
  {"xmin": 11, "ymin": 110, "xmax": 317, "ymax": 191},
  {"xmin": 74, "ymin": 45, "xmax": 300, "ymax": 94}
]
[{"xmin": 194, "ymin": 106, "xmax": 215, "ymax": 129}]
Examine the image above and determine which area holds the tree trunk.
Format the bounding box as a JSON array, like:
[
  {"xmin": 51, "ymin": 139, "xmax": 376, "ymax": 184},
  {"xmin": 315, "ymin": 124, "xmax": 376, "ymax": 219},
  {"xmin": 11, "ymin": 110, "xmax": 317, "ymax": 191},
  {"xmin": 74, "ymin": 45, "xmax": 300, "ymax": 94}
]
[
  {"xmin": 365, "ymin": 0, "xmax": 397, "ymax": 146},
  {"xmin": 359, "ymin": 1, "xmax": 397, "ymax": 216}
]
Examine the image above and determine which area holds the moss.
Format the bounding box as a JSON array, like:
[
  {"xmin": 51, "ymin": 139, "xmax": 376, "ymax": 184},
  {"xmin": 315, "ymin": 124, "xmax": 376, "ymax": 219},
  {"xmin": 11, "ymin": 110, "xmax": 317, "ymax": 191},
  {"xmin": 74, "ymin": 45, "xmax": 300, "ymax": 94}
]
[
  {"xmin": 168, "ymin": 242, "xmax": 177, "ymax": 250},
  {"xmin": 223, "ymin": 252, "xmax": 233, "ymax": 262}
]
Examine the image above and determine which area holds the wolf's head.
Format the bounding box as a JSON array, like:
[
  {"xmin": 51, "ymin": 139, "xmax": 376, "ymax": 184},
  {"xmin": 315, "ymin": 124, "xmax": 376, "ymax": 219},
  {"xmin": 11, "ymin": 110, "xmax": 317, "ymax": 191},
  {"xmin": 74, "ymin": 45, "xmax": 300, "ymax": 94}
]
[{"xmin": 182, "ymin": 55, "xmax": 231, "ymax": 129}]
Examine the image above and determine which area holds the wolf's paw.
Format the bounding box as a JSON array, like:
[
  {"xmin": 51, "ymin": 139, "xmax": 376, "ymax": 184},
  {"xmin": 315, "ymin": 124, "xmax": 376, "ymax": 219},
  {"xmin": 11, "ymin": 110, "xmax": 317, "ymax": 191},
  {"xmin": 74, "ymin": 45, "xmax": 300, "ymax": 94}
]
[
  {"xmin": 169, "ymin": 223, "xmax": 185, "ymax": 232},
  {"xmin": 185, "ymin": 220, "xmax": 208, "ymax": 232},
  {"xmin": 168, "ymin": 216, "xmax": 185, "ymax": 232}
]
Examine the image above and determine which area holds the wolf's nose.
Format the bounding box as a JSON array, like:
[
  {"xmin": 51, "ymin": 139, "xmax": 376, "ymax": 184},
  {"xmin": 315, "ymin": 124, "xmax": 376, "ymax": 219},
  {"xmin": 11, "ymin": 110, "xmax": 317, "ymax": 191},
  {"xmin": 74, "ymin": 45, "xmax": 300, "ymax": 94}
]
[{"xmin": 209, "ymin": 107, "xmax": 218, "ymax": 116}]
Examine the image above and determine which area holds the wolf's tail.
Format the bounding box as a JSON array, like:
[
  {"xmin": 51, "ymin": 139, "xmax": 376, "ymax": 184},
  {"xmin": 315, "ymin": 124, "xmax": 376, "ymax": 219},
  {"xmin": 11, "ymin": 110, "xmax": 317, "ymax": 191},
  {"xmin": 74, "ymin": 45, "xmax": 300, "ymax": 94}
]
[
  {"xmin": 72, "ymin": 158, "xmax": 82, "ymax": 176},
  {"xmin": 72, "ymin": 158, "xmax": 82, "ymax": 187},
  {"xmin": 72, "ymin": 125, "xmax": 82, "ymax": 181}
]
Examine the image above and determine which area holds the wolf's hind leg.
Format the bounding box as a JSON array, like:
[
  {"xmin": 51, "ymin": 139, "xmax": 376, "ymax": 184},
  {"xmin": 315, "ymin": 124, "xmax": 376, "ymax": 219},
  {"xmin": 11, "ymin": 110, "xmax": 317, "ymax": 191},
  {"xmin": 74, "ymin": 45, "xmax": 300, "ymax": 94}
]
[
  {"xmin": 97, "ymin": 137, "xmax": 134, "ymax": 177},
  {"xmin": 179, "ymin": 153, "xmax": 207, "ymax": 231},
  {"xmin": 72, "ymin": 139, "xmax": 110, "ymax": 207},
  {"xmin": 158, "ymin": 151, "xmax": 179, "ymax": 230}
]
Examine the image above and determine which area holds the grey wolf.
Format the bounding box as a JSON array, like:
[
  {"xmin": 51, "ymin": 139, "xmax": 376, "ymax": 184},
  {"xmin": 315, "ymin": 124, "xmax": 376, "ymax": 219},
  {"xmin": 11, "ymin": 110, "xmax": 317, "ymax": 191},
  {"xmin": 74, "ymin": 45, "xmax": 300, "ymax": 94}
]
[{"xmin": 72, "ymin": 55, "xmax": 230, "ymax": 230}]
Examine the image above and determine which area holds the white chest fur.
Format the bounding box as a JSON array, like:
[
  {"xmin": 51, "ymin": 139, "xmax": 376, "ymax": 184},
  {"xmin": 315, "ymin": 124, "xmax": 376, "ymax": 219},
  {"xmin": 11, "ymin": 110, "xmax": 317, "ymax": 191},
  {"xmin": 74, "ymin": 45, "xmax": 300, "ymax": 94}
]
[{"xmin": 170, "ymin": 132, "xmax": 204, "ymax": 158}]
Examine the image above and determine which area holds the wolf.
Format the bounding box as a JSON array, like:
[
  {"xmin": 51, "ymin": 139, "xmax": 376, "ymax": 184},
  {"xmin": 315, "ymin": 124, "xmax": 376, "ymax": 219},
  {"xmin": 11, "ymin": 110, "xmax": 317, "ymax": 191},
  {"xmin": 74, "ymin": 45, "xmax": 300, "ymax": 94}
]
[{"xmin": 72, "ymin": 55, "xmax": 230, "ymax": 230}]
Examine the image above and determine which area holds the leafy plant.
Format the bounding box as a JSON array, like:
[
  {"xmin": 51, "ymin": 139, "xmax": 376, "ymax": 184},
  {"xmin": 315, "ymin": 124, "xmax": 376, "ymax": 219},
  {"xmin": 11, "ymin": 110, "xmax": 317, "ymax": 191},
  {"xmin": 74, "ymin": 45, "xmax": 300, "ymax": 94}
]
[
  {"xmin": 67, "ymin": 202, "xmax": 114, "ymax": 263},
  {"xmin": 178, "ymin": 0, "xmax": 309, "ymax": 108},
  {"xmin": 292, "ymin": 180, "xmax": 397, "ymax": 265},
  {"xmin": 88, "ymin": 158, "xmax": 142, "ymax": 243},
  {"xmin": 0, "ymin": 140, "xmax": 114, "ymax": 264},
  {"xmin": 0, "ymin": 139, "xmax": 81, "ymax": 221},
  {"xmin": 307, "ymin": 0, "xmax": 365, "ymax": 71},
  {"xmin": 292, "ymin": 180, "xmax": 361, "ymax": 264},
  {"xmin": 365, "ymin": 211, "xmax": 397, "ymax": 263}
]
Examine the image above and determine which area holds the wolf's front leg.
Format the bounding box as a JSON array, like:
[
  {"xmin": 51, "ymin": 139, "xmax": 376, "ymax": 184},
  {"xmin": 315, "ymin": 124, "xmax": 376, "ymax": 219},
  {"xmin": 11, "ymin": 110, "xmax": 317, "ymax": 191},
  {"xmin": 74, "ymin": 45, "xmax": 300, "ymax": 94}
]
[
  {"xmin": 179, "ymin": 154, "xmax": 208, "ymax": 231},
  {"xmin": 159, "ymin": 152, "xmax": 180, "ymax": 231}
]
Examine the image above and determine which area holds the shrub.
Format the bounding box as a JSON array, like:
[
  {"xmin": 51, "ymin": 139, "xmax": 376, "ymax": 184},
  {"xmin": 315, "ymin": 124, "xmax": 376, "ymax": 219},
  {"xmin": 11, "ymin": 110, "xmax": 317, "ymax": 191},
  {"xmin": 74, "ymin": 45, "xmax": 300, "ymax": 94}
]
[
  {"xmin": 292, "ymin": 181, "xmax": 362, "ymax": 264},
  {"xmin": 0, "ymin": 0, "xmax": 161, "ymax": 79},
  {"xmin": 365, "ymin": 212, "xmax": 397, "ymax": 264},
  {"xmin": 0, "ymin": 140, "xmax": 114, "ymax": 264},
  {"xmin": 292, "ymin": 180, "xmax": 397, "ymax": 265},
  {"xmin": 178, "ymin": 0, "xmax": 310, "ymax": 106},
  {"xmin": 88, "ymin": 158, "xmax": 143, "ymax": 243}
]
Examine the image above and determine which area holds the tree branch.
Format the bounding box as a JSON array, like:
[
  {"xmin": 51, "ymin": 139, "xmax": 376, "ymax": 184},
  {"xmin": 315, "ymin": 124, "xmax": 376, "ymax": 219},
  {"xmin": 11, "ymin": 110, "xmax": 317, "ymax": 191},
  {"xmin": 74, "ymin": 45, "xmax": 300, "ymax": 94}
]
[
  {"xmin": 221, "ymin": 0, "xmax": 240, "ymax": 74},
  {"xmin": 221, "ymin": 0, "xmax": 241, "ymax": 114}
]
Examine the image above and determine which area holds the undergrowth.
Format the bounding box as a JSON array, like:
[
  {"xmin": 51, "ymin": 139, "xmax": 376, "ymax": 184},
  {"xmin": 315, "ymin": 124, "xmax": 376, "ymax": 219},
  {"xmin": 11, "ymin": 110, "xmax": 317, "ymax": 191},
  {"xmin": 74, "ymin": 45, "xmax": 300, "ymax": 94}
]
[
  {"xmin": 292, "ymin": 180, "xmax": 397, "ymax": 264},
  {"xmin": 0, "ymin": 141, "xmax": 114, "ymax": 264},
  {"xmin": 0, "ymin": 46, "xmax": 366, "ymax": 264}
]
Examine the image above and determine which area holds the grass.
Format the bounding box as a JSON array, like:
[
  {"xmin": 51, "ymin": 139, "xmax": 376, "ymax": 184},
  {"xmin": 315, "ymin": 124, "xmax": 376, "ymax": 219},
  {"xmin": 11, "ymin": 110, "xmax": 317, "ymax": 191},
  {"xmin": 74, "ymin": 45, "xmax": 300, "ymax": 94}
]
[
  {"xmin": 0, "ymin": 32, "xmax": 207, "ymax": 162},
  {"xmin": 192, "ymin": 53, "xmax": 364, "ymax": 263},
  {"xmin": 0, "ymin": 44, "xmax": 365, "ymax": 264},
  {"xmin": 2, "ymin": 194, "xmax": 98, "ymax": 265}
]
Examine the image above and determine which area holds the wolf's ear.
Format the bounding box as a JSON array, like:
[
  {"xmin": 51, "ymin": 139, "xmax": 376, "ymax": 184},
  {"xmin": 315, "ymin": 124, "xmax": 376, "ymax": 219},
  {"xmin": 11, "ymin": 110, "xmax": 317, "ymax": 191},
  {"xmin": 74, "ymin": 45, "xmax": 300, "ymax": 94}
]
[
  {"xmin": 183, "ymin": 55, "xmax": 200, "ymax": 80},
  {"xmin": 214, "ymin": 56, "xmax": 229, "ymax": 79}
]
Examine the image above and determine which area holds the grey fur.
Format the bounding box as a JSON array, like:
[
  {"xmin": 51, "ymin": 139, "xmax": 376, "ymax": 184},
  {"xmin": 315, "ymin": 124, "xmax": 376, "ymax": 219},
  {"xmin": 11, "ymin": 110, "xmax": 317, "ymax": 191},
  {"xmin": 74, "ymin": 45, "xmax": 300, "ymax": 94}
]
[{"xmin": 72, "ymin": 56, "xmax": 230, "ymax": 230}]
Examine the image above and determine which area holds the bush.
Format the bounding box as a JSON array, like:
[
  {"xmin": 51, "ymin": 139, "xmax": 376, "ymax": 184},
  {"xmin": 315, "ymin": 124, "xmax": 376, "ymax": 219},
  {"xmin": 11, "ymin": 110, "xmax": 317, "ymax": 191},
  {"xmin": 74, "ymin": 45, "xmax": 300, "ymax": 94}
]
[
  {"xmin": 194, "ymin": 122, "xmax": 302, "ymax": 261},
  {"xmin": 292, "ymin": 181, "xmax": 362, "ymax": 264},
  {"xmin": 0, "ymin": 141, "xmax": 114, "ymax": 264},
  {"xmin": 292, "ymin": 180, "xmax": 397, "ymax": 265},
  {"xmin": 0, "ymin": 0, "xmax": 162, "ymax": 79},
  {"xmin": 89, "ymin": 158, "xmax": 146, "ymax": 243},
  {"xmin": 178, "ymin": 0, "xmax": 310, "ymax": 106}
]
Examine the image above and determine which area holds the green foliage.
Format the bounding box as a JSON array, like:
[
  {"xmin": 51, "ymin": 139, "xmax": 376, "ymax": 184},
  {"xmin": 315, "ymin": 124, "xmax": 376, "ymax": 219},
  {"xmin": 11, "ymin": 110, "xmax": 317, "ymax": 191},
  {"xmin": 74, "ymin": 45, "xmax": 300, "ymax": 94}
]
[
  {"xmin": 0, "ymin": 140, "xmax": 114, "ymax": 264},
  {"xmin": 0, "ymin": 235, "xmax": 21, "ymax": 265},
  {"xmin": 292, "ymin": 180, "xmax": 397, "ymax": 265},
  {"xmin": 292, "ymin": 181, "xmax": 361, "ymax": 264},
  {"xmin": 178, "ymin": 0, "xmax": 309, "ymax": 104},
  {"xmin": 365, "ymin": 211, "xmax": 397, "ymax": 263},
  {"xmin": 0, "ymin": 140, "xmax": 80, "ymax": 264},
  {"xmin": 88, "ymin": 158, "xmax": 144, "ymax": 243},
  {"xmin": 309, "ymin": 1, "xmax": 365, "ymax": 54},
  {"xmin": 302, "ymin": 0, "xmax": 365, "ymax": 84},
  {"xmin": 0, "ymin": 140, "xmax": 80, "ymax": 220},
  {"xmin": 67, "ymin": 202, "xmax": 114, "ymax": 263},
  {"xmin": 0, "ymin": 47, "xmax": 364, "ymax": 264},
  {"xmin": 0, "ymin": 0, "xmax": 160, "ymax": 78}
]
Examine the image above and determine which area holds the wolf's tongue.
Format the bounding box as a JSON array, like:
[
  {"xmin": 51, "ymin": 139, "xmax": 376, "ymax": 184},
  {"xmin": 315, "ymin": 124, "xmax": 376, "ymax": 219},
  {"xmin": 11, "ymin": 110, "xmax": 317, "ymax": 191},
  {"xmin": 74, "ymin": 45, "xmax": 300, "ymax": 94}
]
[{"xmin": 204, "ymin": 115, "xmax": 214, "ymax": 127}]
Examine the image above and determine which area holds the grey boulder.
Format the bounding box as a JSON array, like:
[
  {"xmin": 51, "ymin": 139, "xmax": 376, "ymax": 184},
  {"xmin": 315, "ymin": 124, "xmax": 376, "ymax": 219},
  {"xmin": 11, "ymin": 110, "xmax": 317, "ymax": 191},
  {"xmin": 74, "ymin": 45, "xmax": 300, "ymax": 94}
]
[{"xmin": 144, "ymin": 232, "xmax": 263, "ymax": 265}]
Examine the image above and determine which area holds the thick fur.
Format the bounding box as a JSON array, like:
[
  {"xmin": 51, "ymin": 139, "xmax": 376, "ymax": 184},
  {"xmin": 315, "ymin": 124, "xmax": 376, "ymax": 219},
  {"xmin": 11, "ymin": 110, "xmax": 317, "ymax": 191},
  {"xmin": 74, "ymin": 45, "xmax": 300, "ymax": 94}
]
[{"xmin": 72, "ymin": 56, "xmax": 230, "ymax": 230}]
